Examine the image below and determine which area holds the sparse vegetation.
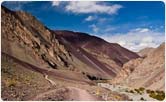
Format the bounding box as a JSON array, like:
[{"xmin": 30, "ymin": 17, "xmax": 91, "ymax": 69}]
[
  {"xmin": 1, "ymin": 54, "xmax": 51, "ymax": 100},
  {"xmin": 129, "ymin": 90, "xmax": 134, "ymax": 93},
  {"xmin": 139, "ymin": 87, "xmax": 145, "ymax": 91},
  {"xmin": 125, "ymin": 89, "xmax": 129, "ymax": 92},
  {"xmin": 133, "ymin": 87, "xmax": 145, "ymax": 94},
  {"xmin": 127, "ymin": 88, "xmax": 165, "ymax": 100},
  {"xmin": 86, "ymin": 74, "xmax": 101, "ymax": 81},
  {"xmin": 146, "ymin": 89, "xmax": 152, "ymax": 94},
  {"xmin": 5, "ymin": 78, "xmax": 19, "ymax": 87},
  {"xmin": 86, "ymin": 74, "xmax": 108, "ymax": 83},
  {"xmin": 148, "ymin": 90, "xmax": 165, "ymax": 101},
  {"xmin": 140, "ymin": 97, "xmax": 145, "ymax": 101}
]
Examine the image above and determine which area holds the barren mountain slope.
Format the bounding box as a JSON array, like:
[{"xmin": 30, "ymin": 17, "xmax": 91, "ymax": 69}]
[
  {"xmin": 1, "ymin": 5, "xmax": 108, "ymax": 80},
  {"xmin": 1, "ymin": 6, "xmax": 92, "ymax": 100},
  {"xmin": 3, "ymin": 5, "xmax": 139, "ymax": 79},
  {"xmin": 1, "ymin": 6, "xmax": 139, "ymax": 101},
  {"xmin": 54, "ymin": 30, "xmax": 140, "ymax": 78},
  {"xmin": 1, "ymin": 6, "xmax": 132, "ymax": 101},
  {"xmin": 112, "ymin": 43, "xmax": 165, "ymax": 91},
  {"xmin": 2, "ymin": 5, "xmax": 72, "ymax": 69},
  {"xmin": 138, "ymin": 47, "xmax": 154, "ymax": 57}
]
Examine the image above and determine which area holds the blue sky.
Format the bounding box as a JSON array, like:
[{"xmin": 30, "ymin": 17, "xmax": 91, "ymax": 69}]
[{"xmin": 2, "ymin": 1, "xmax": 165, "ymax": 51}]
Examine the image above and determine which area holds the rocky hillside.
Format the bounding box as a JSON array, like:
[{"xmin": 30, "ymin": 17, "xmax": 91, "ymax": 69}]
[
  {"xmin": 55, "ymin": 30, "xmax": 139, "ymax": 66},
  {"xmin": 138, "ymin": 47, "xmax": 154, "ymax": 57},
  {"xmin": 54, "ymin": 30, "xmax": 140, "ymax": 78},
  {"xmin": 1, "ymin": 5, "xmax": 139, "ymax": 101},
  {"xmin": 112, "ymin": 43, "xmax": 165, "ymax": 91},
  {"xmin": 1, "ymin": 5, "xmax": 165, "ymax": 101},
  {"xmin": 2, "ymin": 5, "xmax": 140, "ymax": 80},
  {"xmin": 2, "ymin": 6, "xmax": 73, "ymax": 70},
  {"xmin": 1, "ymin": 5, "xmax": 89, "ymax": 101}
]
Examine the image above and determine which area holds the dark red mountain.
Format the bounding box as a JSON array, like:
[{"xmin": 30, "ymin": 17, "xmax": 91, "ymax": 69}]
[{"xmin": 54, "ymin": 30, "xmax": 140, "ymax": 66}]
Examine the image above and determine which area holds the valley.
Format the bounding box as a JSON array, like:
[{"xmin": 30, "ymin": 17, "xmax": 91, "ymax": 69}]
[{"xmin": 1, "ymin": 5, "xmax": 165, "ymax": 101}]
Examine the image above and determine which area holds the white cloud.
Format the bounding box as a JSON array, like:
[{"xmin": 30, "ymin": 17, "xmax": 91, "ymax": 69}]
[
  {"xmin": 52, "ymin": 1, "xmax": 123, "ymax": 15},
  {"xmin": 89, "ymin": 24, "xmax": 99, "ymax": 33},
  {"xmin": 52, "ymin": 1, "xmax": 62, "ymax": 6},
  {"xmin": 85, "ymin": 16, "xmax": 96, "ymax": 21},
  {"xmin": 99, "ymin": 28, "xmax": 164, "ymax": 52},
  {"xmin": 131, "ymin": 28, "xmax": 150, "ymax": 33}
]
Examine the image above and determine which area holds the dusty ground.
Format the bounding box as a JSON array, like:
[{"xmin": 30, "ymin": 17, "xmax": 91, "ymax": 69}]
[{"xmin": 1, "ymin": 53, "xmax": 130, "ymax": 101}]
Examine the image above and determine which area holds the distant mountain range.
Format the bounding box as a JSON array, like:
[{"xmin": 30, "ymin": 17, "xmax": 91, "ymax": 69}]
[{"xmin": 1, "ymin": 5, "xmax": 164, "ymax": 101}]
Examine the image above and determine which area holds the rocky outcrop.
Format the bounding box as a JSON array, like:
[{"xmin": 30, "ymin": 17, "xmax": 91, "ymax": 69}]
[
  {"xmin": 2, "ymin": 6, "xmax": 73, "ymax": 70},
  {"xmin": 111, "ymin": 58, "xmax": 143, "ymax": 84}
]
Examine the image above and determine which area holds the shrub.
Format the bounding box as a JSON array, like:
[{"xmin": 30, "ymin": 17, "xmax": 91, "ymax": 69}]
[
  {"xmin": 147, "ymin": 90, "xmax": 154, "ymax": 94},
  {"xmin": 140, "ymin": 97, "xmax": 145, "ymax": 101},
  {"xmin": 139, "ymin": 87, "xmax": 145, "ymax": 91},
  {"xmin": 86, "ymin": 75, "xmax": 98, "ymax": 80},
  {"xmin": 146, "ymin": 89, "xmax": 151, "ymax": 93},
  {"xmin": 6, "ymin": 79, "xmax": 18, "ymax": 87},
  {"xmin": 134, "ymin": 89, "xmax": 140, "ymax": 94},
  {"xmin": 129, "ymin": 90, "xmax": 134, "ymax": 93},
  {"xmin": 125, "ymin": 89, "xmax": 129, "ymax": 92},
  {"xmin": 149, "ymin": 90, "xmax": 165, "ymax": 101}
]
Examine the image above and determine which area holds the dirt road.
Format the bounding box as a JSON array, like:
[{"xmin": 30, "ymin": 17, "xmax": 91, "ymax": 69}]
[
  {"xmin": 32, "ymin": 86, "xmax": 104, "ymax": 101},
  {"xmin": 67, "ymin": 87, "xmax": 104, "ymax": 101}
]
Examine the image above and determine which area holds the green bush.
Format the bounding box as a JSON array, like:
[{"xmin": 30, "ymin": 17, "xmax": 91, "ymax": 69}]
[
  {"xmin": 139, "ymin": 87, "xmax": 145, "ymax": 91},
  {"xmin": 148, "ymin": 90, "xmax": 165, "ymax": 101}
]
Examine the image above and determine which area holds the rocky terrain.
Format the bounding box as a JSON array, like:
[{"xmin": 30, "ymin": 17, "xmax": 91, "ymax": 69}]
[
  {"xmin": 112, "ymin": 43, "xmax": 165, "ymax": 92},
  {"xmin": 54, "ymin": 30, "xmax": 139, "ymax": 79},
  {"xmin": 138, "ymin": 47, "xmax": 154, "ymax": 57},
  {"xmin": 1, "ymin": 5, "xmax": 165, "ymax": 101},
  {"xmin": 1, "ymin": 5, "xmax": 133, "ymax": 101}
]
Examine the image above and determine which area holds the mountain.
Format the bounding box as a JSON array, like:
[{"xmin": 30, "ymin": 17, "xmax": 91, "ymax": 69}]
[
  {"xmin": 3, "ymin": 5, "xmax": 164, "ymax": 101},
  {"xmin": 1, "ymin": 6, "xmax": 139, "ymax": 101},
  {"xmin": 55, "ymin": 30, "xmax": 139, "ymax": 66},
  {"xmin": 1, "ymin": 5, "xmax": 139, "ymax": 80},
  {"xmin": 112, "ymin": 43, "xmax": 165, "ymax": 91},
  {"xmin": 138, "ymin": 47, "xmax": 154, "ymax": 57},
  {"xmin": 54, "ymin": 30, "xmax": 140, "ymax": 78}
]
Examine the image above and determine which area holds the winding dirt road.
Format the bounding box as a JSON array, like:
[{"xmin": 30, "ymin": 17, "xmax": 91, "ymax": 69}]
[
  {"xmin": 3, "ymin": 52, "xmax": 104, "ymax": 101},
  {"xmin": 32, "ymin": 86, "xmax": 104, "ymax": 101},
  {"xmin": 44, "ymin": 74, "xmax": 56, "ymax": 85}
]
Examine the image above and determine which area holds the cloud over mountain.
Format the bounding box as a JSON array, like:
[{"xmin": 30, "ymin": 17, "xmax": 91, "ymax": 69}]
[{"xmin": 99, "ymin": 28, "xmax": 164, "ymax": 52}]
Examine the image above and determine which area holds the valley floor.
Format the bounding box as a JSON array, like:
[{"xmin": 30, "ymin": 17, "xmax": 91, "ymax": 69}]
[
  {"xmin": 1, "ymin": 53, "xmax": 129, "ymax": 101},
  {"xmin": 98, "ymin": 83, "xmax": 160, "ymax": 101}
]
